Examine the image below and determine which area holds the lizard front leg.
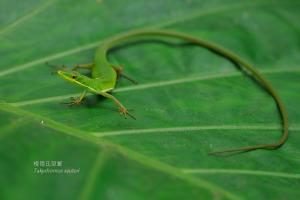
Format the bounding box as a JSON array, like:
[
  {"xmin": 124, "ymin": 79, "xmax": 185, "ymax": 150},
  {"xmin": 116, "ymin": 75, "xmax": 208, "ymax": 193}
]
[{"xmin": 64, "ymin": 90, "xmax": 87, "ymax": 106}]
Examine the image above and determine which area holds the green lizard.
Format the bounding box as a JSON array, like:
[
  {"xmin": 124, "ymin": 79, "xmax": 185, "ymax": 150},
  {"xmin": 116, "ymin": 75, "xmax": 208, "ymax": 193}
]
[{"xmin": 55, "ymin": 29, "xmax": 289, "ymax": 155}]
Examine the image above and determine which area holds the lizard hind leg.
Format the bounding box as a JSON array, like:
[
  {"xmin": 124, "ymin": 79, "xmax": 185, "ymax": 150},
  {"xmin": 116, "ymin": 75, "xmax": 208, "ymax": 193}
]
[{"xmin": 112, "ymin": 65, "xmax": 138, "ymax": 84}]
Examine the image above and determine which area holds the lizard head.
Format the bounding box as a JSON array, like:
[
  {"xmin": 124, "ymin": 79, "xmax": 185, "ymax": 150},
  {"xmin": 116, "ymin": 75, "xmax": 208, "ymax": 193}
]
[{"xmin": 57, "ymin": 70, "xmax": 92, "ymax": 89}]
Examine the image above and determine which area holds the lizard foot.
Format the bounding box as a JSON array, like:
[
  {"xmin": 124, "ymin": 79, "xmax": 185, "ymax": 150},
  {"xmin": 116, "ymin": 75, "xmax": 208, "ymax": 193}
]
[
  {"xmin": 119, "ymin": 106, "xmax": 136, "ymax": 119},
  {"xmin": 63, "ymin": 97, "xmax": 85, "ymax": 106}
]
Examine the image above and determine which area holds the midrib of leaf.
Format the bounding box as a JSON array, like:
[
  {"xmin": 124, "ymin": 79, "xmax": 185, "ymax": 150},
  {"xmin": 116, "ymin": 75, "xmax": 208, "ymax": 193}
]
[
  {"xmin": 0, "ymin": 102, "xmax": 241, "ymax": 200},
  {"xmin": 181, "ymin": 169, "xmax": 300, "ymax": 179},
  {"xmin": 9, "ymin": 66, "xmax": 300, "ymax": 106},
  {"xmin": 0, "ymin": 0, "xmax": 56, "ymax": 36},
  {"xmin": 0, "ymin": 0, "xmax": 297, "ymax": 77}
]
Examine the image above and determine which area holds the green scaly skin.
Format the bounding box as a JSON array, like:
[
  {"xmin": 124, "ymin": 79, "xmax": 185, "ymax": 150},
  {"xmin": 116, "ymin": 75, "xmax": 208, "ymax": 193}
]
[{"xmin": 57, "ymin": 29, "xmax": 288, "ymax": 156}]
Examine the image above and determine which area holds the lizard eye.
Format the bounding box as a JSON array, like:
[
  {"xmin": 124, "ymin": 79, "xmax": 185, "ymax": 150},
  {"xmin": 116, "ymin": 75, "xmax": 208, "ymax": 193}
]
[{"xmin": 72, "ymin": 75, "xmax": 76, "ymax": 79}]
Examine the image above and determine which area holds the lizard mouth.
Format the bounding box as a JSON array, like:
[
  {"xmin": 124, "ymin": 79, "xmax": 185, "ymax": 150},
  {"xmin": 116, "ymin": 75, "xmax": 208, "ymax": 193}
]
[
  {"xmin": 57, "ymin": 70, "xmax": 64, "ymax": 76},
  {"xmin": 57, "ymin": 70, "xmax": 89, "ymax": 89},
  {"xmin": 57, "ymin": 70, "xmax": 76, "ymax": 82}
]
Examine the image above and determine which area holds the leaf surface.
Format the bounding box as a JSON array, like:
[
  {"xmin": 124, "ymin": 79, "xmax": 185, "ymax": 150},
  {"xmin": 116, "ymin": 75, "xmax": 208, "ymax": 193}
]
[{"xmin": 0, "ymin": 0, "xmax": 300, "ymax": 199}]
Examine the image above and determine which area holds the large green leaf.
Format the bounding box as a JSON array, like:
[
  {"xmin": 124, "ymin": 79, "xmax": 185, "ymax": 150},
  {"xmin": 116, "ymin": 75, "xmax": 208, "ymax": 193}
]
[{"xmin": 1, "ymin": 0, "xmax": 300, "ymax": 199}]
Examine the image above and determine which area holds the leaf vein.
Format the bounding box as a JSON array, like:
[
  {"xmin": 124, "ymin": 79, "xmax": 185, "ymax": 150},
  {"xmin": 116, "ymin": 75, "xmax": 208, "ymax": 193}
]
[
  {"xmin": 0, "ymin": 0, "xmax": 55, "ymax": 36},
  {"xmin": 0, "ymin": 0, "xmax": 295, "ymax": 77},
  {"xmin": 9, "ymin": 67, "xmax": 300, "ymax": 107},
  {"xmin": 91, "ymin": 124, "xmax": 300, "ymax": 138},
  {"xmin": 182, "ymin": 168, "xmax": 300, "ymax": 179}
]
